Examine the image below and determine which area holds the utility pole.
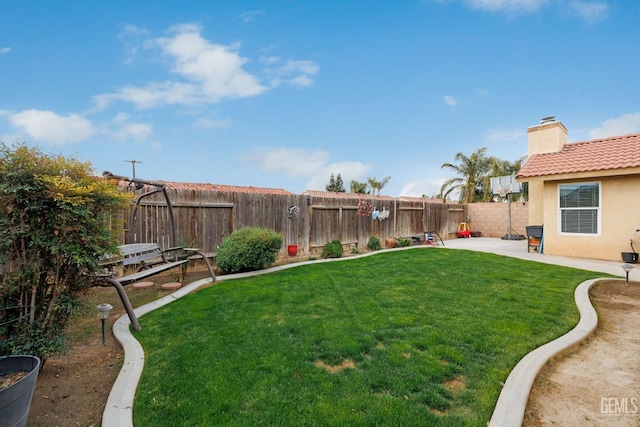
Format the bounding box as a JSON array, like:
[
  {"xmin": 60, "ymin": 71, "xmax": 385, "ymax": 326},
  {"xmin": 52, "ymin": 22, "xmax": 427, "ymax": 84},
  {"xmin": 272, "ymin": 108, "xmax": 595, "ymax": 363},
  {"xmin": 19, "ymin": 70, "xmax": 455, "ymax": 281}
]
[{"xmin": 124, "ymin": 160, "xmax": 142, "ymax": 179}]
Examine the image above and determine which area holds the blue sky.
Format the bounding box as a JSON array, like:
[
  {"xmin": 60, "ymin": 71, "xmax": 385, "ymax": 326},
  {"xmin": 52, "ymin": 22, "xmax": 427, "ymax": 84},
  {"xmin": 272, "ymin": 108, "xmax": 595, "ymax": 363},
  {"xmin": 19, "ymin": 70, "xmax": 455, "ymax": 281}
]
[{"xmin": 1, "ymin": 0, "xmax": 639, "ymax": 197}]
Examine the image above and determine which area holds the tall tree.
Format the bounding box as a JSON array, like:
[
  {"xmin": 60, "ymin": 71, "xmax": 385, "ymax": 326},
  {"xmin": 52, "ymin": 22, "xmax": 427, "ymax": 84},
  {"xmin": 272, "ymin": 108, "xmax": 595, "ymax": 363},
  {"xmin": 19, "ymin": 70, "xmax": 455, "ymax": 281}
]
[
  {"xmin": 0, "ymin": 143, "xmax": 131, "ymax": 361},
  {"xmin": 325, "ymin": 173, "xmax": 345, "ymax": 192},
  {"xmin": 440, "ymin": 147, "xmax": 489, "ymax": 203},
  {"xmin": 349, "ymin": 180, "xmax": 369, "ymax": 194},
  {"xmin": 367, "ymin": 176, "xmax": 391, "ymax": 195}
]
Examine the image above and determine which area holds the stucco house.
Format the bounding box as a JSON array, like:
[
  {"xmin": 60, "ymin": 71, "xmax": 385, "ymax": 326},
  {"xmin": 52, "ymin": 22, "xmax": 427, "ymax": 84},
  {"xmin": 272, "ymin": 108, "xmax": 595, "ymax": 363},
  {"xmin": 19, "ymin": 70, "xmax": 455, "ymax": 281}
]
[{"xmin": 516, "ymin": 118, "xmax": 640, "ymax": 261}]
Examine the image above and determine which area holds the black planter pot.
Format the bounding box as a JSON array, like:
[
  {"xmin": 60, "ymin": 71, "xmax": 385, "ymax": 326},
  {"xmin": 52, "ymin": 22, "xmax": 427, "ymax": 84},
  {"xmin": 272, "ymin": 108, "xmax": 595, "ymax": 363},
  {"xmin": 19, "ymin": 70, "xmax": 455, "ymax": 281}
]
[
  {"xmin": 0, "ymin": 355, "xmax": 41, "ymax": 427},
  {"xmin": 621, "ymin": 252, "xmax": 638, "ymax": 263}
]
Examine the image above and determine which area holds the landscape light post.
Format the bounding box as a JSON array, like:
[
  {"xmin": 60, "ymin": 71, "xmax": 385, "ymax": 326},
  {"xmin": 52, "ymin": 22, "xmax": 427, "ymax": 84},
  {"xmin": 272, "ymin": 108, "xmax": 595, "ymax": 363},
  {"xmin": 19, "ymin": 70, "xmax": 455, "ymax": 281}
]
[
  {"xmin": 622, "ymin": 264, "xmax": 633, "ymax": 286},
  {"xmin": 97, "ymin": 303, "xmax": 113, "ymax": 346}
]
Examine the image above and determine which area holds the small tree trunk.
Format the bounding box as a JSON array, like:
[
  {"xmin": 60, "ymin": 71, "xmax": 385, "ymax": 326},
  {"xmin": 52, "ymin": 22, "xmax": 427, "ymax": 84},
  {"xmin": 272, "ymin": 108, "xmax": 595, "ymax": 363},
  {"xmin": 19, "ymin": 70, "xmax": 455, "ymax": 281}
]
[{"xmin": 29, "ymin": 284, "xmax": 37, "ymax": 324}]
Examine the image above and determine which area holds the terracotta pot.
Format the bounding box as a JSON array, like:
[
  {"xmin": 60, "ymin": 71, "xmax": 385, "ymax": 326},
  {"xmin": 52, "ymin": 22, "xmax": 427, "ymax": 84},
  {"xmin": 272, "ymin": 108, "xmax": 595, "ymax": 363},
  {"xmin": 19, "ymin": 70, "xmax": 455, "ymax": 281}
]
[
  {"xmin": 287, "ymin": 245, "xmax": 299, "ymax": 256},
  {"xmin": 384, "ymin": 237, "xmax": 395, "ymax": 249}
]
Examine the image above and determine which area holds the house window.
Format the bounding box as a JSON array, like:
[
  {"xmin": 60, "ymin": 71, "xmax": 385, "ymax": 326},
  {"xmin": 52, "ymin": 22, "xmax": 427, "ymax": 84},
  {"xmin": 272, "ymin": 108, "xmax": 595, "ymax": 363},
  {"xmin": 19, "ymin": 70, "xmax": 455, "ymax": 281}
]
[{"xmin": 559, "ymin": 183, "xmax": 600, "ymax": 234}]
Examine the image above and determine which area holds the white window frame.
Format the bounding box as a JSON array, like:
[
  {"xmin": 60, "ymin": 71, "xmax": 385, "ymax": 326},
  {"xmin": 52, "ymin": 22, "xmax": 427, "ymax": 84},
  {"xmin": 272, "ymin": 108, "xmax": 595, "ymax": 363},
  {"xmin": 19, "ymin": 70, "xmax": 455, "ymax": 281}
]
[{"xmin": 558, "ymin": 182, "xmax": 601, "ymax": 236}]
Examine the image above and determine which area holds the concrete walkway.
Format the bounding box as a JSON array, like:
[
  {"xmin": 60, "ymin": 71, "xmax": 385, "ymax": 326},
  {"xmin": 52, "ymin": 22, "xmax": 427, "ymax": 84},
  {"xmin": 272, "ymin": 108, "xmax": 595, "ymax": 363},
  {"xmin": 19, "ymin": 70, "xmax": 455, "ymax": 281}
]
[
  {"xmin": 101, "ymin": 238, "xmax": 638, "ymax": 427},
  {"xmin": 442, "ymin": 237, "xmax": 639, "ymax": 281}
]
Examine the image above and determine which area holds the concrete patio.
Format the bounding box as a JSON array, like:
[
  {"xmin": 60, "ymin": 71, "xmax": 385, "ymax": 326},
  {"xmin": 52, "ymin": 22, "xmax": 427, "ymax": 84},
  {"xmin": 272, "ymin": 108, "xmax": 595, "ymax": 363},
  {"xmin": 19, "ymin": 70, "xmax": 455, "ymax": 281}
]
[{"xmin": 442, "ymin": 237, "xmax": 639, "ymax": 281}]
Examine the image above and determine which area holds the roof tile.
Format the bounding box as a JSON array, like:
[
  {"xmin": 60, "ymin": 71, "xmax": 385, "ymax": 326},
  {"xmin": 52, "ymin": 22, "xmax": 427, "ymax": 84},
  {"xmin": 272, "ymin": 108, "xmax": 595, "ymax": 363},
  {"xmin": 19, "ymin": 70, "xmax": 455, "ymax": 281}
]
[
  {"xmin": 302, "ymin": 190, "xmax": 396, "ymax": 201},
  {"xmin": 120, "ymin": 180, "xmax": 295, "ymax": 195},
  {"xmin": 517, "ymin": 133, "xmax": 640, "ymax": 178}
]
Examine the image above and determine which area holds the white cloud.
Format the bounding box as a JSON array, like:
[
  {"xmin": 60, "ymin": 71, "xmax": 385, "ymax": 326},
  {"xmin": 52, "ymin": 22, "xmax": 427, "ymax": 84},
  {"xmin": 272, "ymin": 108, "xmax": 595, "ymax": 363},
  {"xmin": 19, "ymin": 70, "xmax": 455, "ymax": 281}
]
[
  {"xmin": 93, "ymin": 23, "xmax": 317, "ymax": 112},
  {"xmin": 463, "ymin": 0, "xmax": 549, "ymax": 13},
  {"xmin": 94, "ymin": 23, "xmax": 268, "ymax": 110},
  {"xmin": 569, "ymin": 1, "xmax": 608, "ymax": 24},
  {"xmin": 104, "ymin": 112, "xmax": 153, "ymax": 141},
  {"xmin": 243, "ymin": 147, "xmax": 371, "ymax": 191},
  {"xmin": 93, "ymin": 81, "xmax": 199, "ymax": 110},
  {"xmin": 194, "ymin": 117, "xmax": 233, "ymax": 129},
  {"xmin": 399, "ymin": 178, "xmax": 446, "ymax": 198},
  {"xmin": 443, "ymin": 95, "xmax": 457, "ymax": 107},
  {"xmin": 116, "ymin": 122, "xmax": 152, "ymax": 140},
  {"xmin": 240, "ymin": 10, "xmax": 264, "ymax": 23},
  {"xmin": 264, "ymin": 59, "xmax": 319, "ymax": 88},
  {"xmin": 157, "ymin": 24, "xmax": 267, "ymax": 98},
  {"xmin": 0, "ymin": 47, "xmax": 11, "ymax": 54},
  {"xmin": 436, "ymin": 0, "xmax": 607, "ymax": 21},
  {"xmin": 119, "ymin": 24, "xmax": 152, "ymax": 64},
  {"xmin": 304, "ymin": 161, "xmax": 372, "ymax": 191},
  {"xmin": 588, "ymin": 113, "xmax": 640, "ymax": 139},
  {"xmin": 9, "ymin": 110, "xmax": 95, "ymax": 144},
  {"xmin": 122, "ymin": 24, "xmax": 150, "ymax": 37},
  {"xmin": 276, "ymin": 60, "xmax": 319, "ymax": 76},
  {"xmin": 260, "ymin": 56, "xmax": 281, "ymax": 65},
  {"xmin": 245, "ymin": 147, "xmax": 331, "ymax": 177},
  {"xmin": 484, "ymin": 128, "xmax": 524, "ymax": 142}
]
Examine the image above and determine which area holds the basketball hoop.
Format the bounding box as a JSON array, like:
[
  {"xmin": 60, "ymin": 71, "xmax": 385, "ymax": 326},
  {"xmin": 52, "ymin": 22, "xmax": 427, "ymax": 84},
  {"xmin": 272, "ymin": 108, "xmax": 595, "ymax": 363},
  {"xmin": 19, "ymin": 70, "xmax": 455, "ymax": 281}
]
[{"xmin": 498, "ymin": 188, "xmax": 510, "ymax": 200}]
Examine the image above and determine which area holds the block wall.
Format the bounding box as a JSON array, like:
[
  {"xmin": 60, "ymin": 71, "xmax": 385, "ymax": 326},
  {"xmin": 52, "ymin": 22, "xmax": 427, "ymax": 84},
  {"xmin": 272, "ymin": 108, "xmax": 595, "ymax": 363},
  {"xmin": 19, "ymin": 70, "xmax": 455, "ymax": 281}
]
[{"xmin": 467, "ymin": 202, "xmax": 529, "ymax": 238}]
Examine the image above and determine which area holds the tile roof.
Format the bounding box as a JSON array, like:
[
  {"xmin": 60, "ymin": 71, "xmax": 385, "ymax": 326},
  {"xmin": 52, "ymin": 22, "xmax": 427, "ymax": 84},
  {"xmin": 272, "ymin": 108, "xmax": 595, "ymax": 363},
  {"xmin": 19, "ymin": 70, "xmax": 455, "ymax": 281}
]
[
  {"xmin": 119, "ymin": 180, "xmax": 295, "ymax": 195},
  {"xmin": 517, "ymin": 133, "xmax": 640, "ymax": 179},
  {"xmin": 397, "ymin": 196, "xmax": 445, "ymax": 204},
  {"xmin": 302, "ymin": 190, "xmax": 397, "ymax": 201}
]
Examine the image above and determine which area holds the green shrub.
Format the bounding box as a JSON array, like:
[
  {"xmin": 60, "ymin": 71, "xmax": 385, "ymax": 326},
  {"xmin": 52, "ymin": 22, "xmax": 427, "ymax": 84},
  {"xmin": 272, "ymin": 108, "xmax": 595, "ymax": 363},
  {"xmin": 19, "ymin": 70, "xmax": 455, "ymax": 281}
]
[
  {"xmin": 367, "ymin": 236, "xmax": 381, "ymax": 251},
  {"xmin": 216, "ymin": 227, "xmax": 283, "ymax": 273},
  {"xmin": 395, "ymin": 237, "xmax": 413, "ymax": 247},
  {"xmin": 0, "ymin": 143, "xmax": 132, "ymax": 362},
  {"xmin": 321, "ymin": 240, "xmax": 344, "ymax": 258}
]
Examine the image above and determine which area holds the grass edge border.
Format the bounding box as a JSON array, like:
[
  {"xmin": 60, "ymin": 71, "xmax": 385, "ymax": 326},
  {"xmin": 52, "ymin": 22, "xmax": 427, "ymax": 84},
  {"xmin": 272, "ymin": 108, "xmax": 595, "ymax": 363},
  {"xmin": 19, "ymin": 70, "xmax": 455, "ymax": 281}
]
[{"xmin": 488, "ymin": 277, "xmax": 615, "ymax": 427}]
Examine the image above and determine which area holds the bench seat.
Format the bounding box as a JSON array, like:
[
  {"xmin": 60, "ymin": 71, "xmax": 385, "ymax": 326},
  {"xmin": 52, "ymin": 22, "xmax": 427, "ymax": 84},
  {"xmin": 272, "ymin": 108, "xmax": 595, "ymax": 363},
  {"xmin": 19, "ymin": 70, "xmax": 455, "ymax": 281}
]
[
  {"xmin": 99, "ymin": 242, "xmax": 216, "ymax": 331},
  {"xmin": 117, "ymin": 259, "xmax": 188, "ymax": 285}
]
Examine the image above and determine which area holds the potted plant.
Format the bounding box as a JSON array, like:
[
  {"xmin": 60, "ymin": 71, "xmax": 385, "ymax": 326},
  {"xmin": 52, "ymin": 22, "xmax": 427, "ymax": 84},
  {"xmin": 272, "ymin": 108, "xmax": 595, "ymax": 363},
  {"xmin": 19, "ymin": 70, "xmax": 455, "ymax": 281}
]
[
  {"xmin": 621, "ymin": 239, "xmax": 638, "ymax": 263},
  {"xmin": 0, "ymin": 355, "xmax": 41, "ymax": 427},
  {"xmin": 287, "ymin": 244, "xmax": 299, "ymax": 256},
  {"xmin": 287, "ymin": 206, "xmax": 300, "ymax": 257}
]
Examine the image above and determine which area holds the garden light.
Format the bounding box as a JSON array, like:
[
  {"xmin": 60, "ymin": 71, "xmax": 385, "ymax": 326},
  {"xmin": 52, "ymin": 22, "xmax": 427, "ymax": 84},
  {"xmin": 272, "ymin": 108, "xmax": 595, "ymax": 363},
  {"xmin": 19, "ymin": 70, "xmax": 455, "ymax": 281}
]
[
  {"xmin": 621, "ymin": 264, "xmax": 633, "ymax": 286},
  {"xmin": 97, "ymin": 303, "xmax": 113, "ymax": 346}
]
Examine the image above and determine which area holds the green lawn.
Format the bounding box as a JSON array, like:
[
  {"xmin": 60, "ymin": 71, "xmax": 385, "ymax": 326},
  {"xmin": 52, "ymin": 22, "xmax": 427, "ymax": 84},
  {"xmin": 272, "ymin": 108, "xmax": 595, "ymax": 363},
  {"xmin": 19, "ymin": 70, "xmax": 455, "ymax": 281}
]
[{"xmin": 133, "ymin": 248, "xmax": 606, "ymax": 426}]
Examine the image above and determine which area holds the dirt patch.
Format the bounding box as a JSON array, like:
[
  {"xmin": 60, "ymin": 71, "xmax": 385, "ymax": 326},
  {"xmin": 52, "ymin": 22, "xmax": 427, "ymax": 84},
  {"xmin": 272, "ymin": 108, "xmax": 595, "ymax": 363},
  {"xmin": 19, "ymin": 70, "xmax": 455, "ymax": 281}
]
[
  {"xmin": 314, "ymin": 359, "xmax": 356, "ymax": 374},
  {"xmin": 27, "ymin": 276, "xmax": 183, "ymax": 427},
  {"xmin": 444, "ymin": 376, "xmax": 466, "ymax": 393},
  {"xmin": 28, "ymin": 333, "xmax": 123, "ymax": 426},
  {"xmin": 525, "ymin": 281, "xmax": 640, "ymax": 426}
]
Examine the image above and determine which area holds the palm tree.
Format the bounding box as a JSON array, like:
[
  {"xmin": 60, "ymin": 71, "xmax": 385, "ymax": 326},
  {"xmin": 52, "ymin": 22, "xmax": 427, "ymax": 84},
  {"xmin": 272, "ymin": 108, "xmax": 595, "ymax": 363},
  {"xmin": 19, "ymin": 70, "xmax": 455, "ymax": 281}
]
[
  {"xmin": 367, "ymin": 176, "xmax": 391, "ymax": 196},
  {"xmin": 349, "ymin": 180, "xmax": 369, "ymax": 194},
  {"xmin": 440, "ymin": 148, "xmax": 489, "ymax": 203}
]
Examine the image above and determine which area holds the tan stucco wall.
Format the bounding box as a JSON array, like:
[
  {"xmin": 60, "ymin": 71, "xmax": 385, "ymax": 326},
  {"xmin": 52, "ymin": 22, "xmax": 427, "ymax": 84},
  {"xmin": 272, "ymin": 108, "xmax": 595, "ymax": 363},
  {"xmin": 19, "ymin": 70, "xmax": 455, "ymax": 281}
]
[
  {"xmin": 527, "ymin": 121, "xmax": 567, "ymax": 155},
  {"xmin": 467, "ymin": 202, "xmax": 529, "ymax": 238},
  {"xmin": 540, "ymin": 175, "xmax": 640, "ymax": 261},
  {"xmin": 526, "ymin": 180, "xmax": 544, "ymax": 226}
]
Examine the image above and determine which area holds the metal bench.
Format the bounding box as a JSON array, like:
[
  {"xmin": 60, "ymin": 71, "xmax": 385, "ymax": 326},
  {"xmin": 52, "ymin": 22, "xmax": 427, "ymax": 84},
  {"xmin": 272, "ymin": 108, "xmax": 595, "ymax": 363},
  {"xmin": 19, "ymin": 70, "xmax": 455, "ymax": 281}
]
[{"xmin": 100, "ymin": 243, "xmax": 216, "ymax": 330}]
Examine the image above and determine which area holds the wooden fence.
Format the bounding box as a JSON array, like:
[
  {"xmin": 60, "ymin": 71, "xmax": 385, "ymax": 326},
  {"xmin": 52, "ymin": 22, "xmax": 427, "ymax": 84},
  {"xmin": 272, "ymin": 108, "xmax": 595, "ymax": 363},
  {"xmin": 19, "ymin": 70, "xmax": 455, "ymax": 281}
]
[{"xmin": 122, "ymin": 186, "xmax": 469, "ymax": 259}]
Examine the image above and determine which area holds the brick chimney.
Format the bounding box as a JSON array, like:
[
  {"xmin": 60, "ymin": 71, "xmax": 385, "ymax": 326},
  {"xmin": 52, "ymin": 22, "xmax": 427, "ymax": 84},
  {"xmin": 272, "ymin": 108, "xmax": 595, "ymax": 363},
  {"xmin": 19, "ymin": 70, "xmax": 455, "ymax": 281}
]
[{"xmin": 527, "ymin": 116, "xmax": 567, "ymax": 155}]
